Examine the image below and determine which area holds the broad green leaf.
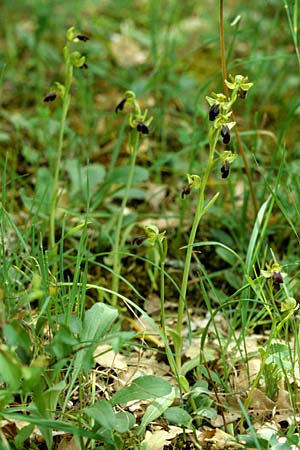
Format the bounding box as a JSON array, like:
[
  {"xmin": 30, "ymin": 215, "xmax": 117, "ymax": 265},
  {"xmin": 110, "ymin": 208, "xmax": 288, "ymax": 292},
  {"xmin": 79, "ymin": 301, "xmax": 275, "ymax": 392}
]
[
  {"xmin": 111, "ymin": 375, "xmax": 172, "ymax": 405},
  {"xmin": 112, "ymin": 187, "xmax": 146, "ymax": 200},
  {"xmin": 65, "ymin": 159, "xmax": 106, "ymax": 197},
  {"xmin": 164, "ymin": 406, "xmax": 193, "ymax": 427},
  {"xmin": 106, "ymin": 165, "xmax": 149, "ymax": 185},
  {"xmin": 3, "ymin": 320, "xmax": 32, "ymax": 363},
  {"xmin": 85, "ymin": 400, "xmax": 115, "ymax": 430},
  {"xmin": 114, "ymin": 411, "xmax": 136, "ymax": 433},
  {"xmin": 137, "ymin": 386, "xmax": 177, "ymax": 435},
  {"xmin": 14, "ymin": 424, "xmax": 34, "ymax": 449},
  {"xmin": 0, "ymin": 391, "xmax": 14, "ymax": 412},
  {"xmin": 0, "ymin": 347, "xmax": 23, "ymax": 390},
  {"xmin": 64, "ymin": 304, "xmax": 118, "ymax": 412},
  {"xmin": 195, "ymin": 406, "xmax": 217, "ymax": 421},
  {"xmin": 75, "ymin": 303, "xmax": 118, "ymax": 374}
]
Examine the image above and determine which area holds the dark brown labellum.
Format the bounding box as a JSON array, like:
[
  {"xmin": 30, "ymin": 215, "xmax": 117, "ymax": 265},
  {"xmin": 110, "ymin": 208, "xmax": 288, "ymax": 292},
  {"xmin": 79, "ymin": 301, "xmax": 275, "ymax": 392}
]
[
  {"xmin": 209, "ymin": 103, "xmax": 220, "ymax": 121},
  {"xmin": 221, "ymin": 124, "xmax": 230, "ymax": 144},
  {"xmin": 76, "ymin": 34, "xmax": 89, "ymax": 42},
  {"xmin": 115, "ymin": 98, "xmax": 127, "ymax": 113},
  {"xmin": 272, "ymin": 272, "xmax": 283, "ymax": 284},
  {"xmin": 132, "ymin": 235, "xmax": 147, "ymax": 245},
  {"xmin": 181, "ymin": 185, "xmax": 191, "ymax": 198},
  {"xmin": 221, "ymin": 160, "xmax": 230, "ymax": 179},
  {"xmin": 43, "ymin": 91, "xmax": 57, "ymax": 102},
  {"xmin": 238, "ymin": 89, "xmax": 247, "ymax": 99},
  {"xmin": 137, "ymin": 121, "xmax": 149, "ymax": 134},
  {"xmin": 80, "ymin": 62, "xmax": 88, "ymax": 69}
]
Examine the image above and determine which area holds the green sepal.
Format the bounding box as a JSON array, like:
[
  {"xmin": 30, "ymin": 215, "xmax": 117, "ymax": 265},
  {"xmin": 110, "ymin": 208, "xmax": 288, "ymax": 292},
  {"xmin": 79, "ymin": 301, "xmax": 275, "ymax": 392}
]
[{"xmin": 70, "ymin": 51, "xmax": 85, "ymax": 68}]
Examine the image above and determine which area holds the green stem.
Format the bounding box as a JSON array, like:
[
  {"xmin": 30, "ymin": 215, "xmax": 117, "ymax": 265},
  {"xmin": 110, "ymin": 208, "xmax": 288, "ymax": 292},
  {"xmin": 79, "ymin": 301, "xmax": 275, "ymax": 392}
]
[
  {"xmin": 160, "ymin": 259, "xmax": 166, "ymax": 336},
  {"xmin": 111, "ymin": 129, "xmax": 140, "ymax": 304},
  {"xmin": 159, "ymin": 239, "xmax": 167, "ymax": 339},
  {"xmin": 219, "ymin": 0, "xmax": 258, "ymax": 216},
  {"xmin": 49, "ymin": 52, "xmax": 73, "ymax": 252},
  {"xmin": 175, "ymin": 132, "xmax": 219, "ymax": 371}
]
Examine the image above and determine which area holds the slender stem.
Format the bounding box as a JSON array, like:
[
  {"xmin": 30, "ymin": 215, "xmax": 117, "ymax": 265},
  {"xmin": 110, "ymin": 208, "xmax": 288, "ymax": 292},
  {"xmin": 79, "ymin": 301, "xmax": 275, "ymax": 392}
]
[
  {"xmin": 219, "ymin": 0, "xmax": 227, "ymax": 94},
  {"xmin": 219, "ymin": 0, "xmax": 258, "ymax": 216},
  {"xmin": 233, "ymin": 125, "xmax": 258, "ymax": 215},
  {"xmin": 49, "ymin": 55, "xmax": 73, "ymax": 251},
  {"xmin": 111, "ymin": 130, "xmax": 140, "ymax": 304},
  {"xmin": 159, "ymin": 238, "xmax": 167, "ymax": 339},
  {"xmin": 160, "ymin": 258, "xmax": 166, "ymax": 338},
  {"xmin": 176, "ymin": 132, "xmax": 218, "ymax": 371}
]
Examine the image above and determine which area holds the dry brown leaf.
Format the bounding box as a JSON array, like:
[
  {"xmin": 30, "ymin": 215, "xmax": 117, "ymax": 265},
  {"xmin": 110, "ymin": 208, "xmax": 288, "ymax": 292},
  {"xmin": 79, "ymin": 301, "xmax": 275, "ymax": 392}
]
[
  {"xmin": 142, "ymin": 427, "xmax": 194, "ymax": 450},
  {"xmin": 144, "ymin": 293, "xmax": 161, "ymax": 315},
  {"xmin": 211, "ymin": 411, "xmax": 242, "ymax": 428},
  {"xmin": 94, "ymin": 344, "xmax": 127, "ymax": 370},
  {"xmin": 141, "ymin": 217, "xmax": 180, "ymax": 230},
  {"xmin": 198, "ymin": 428, "xmax": 239, "ymax": 449},
  {"xmin": 276, "ymin": 388, "xmax": 293, "ymax": 412},
  {"xmin": 234, "ymin": 357, "xmax": 261, "ymax": 390},
  {"xmin": 126, "ymin": 316, "xmax": 163, "ymax": 347},
  {"xmin": 110, "ymin": 34, "xmax": 147, "ymax": 67},
  {"xmin": 57, "ymin": 435, "xmax": 81, "ymax": 450},
  {"xmin": 248, "ymin": 388, "xmax": 275, "ymax": 418},
  {"xmin": 145, "ymin": 184, "xmax": 168, "ymax": 211}
]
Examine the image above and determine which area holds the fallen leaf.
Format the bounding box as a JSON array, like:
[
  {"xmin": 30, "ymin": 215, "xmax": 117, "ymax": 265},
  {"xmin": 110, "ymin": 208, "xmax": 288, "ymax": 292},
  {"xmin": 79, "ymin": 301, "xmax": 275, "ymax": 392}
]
[
  {"xmin": 57, "ymin": 435, "xmax": 81, "ymax": 450},
  {"xmin": 110, "ymin": 34, "xmax": 147, "ymax": 67},
  {"xmin": 94, "ymin": 344, "xmax": 127, "ymax": 370},
  {"xmin": 198, "ymin": 428, "xmax": 240, "ymax": 449}
]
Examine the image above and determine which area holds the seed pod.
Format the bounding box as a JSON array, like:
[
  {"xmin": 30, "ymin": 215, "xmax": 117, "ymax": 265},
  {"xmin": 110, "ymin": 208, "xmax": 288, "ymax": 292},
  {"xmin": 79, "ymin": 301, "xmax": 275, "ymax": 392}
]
[
  {"xmin": 221, "ymin": 124, "xmax": 230, "ymax": 144},
  {"xmin": 137, "ymin": 121, "xmax": 149, "ymax": 134},
  {"xmin": 115, "ymin": 98, "xmax": 127, "ymax": 113},
  {"xmin": 272, "ymin": 272, "xmax": 284, "ymax": 284},
  {"xmin": 221, "ymin": 160, "xmax": 230, "ymax": 179},
  {"xmin": 209, "ymin": 103, "xmax": 220, "ymax": 121},
  {"xmin": 43, "ymin": 91, "xmax": 57, "ymax": 102}
]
